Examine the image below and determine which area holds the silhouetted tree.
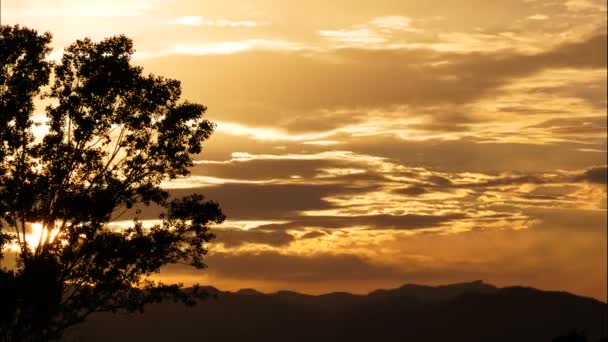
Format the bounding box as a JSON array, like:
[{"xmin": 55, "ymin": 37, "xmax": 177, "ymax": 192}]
[{"xmin": 0, "ymin": 25, "xmax": 225, "ymax": 341}]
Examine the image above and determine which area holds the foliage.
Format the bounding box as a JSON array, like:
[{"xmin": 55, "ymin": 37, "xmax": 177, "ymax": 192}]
[{"xmin": 0, "ymin": 25, "xmax": 225, "ymax": 341}]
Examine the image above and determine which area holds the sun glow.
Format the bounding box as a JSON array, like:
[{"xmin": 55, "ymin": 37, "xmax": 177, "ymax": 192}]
[{"xmin": 25, "ymin": 222, "xmax": 58, "ymax": 250}]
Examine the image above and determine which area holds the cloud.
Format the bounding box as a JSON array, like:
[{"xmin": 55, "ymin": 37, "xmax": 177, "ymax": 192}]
[
  {"xmin": 573, "ymin": 166, "xmax": 608, "ymax": 184},
  {"xmin": 168, "ymin": 183, "xmax": 380, "ymax": 220},
  {"xmin": 204, "ymin": 251, "xmax": 405, "ymax": 282},
  {"xmin": 529, "ymin": 116, "xmax": 607, "ymax": 134},
  {"xmin": 527, "ymin": 14, "xmax": 549, "ymax": 20},
  {"xmin": 426, "ymin": 175, "xmax": 453, "ymax": 186},
  {"xmin": 214, "ymin": 228, "xmax": 294, "ymax": 247},
  {"xmin": 6, "ymin": 0, "xmax": 607, "ymax": 304},
  {"xmin": 189, "ymin": 150, "xmax": 393, "ymax": 182},
  {"xmin": 191, "ymin": 159, "xmax": 323, "ymax": 181},
  {"xmin": 370, "ymin": 16, "xmax": 415, "ymax": 31},
  {"xmin": 156, "ymin": 228, "xmax": 606, "ymax": 300},
  {"xmin": 338, "ymin": 135, "xmax": 606, "ymax": 173},
  {"xmin": 525, "ymin": 207, "xmax": 608, "ymax": 232},
  {"xmin": 456, "ymin": 175, "xmax": 548, "ymax": 188},
  {"xmin": 318, "ymin": 16, "xmax": 418, "ymax": 48},
  {"xmin": 565, "ymin": 0, "xmax": 607, "ymax": 12},
  {"xmin": 134, "ymin": 40, "xmax": 304, "ymax": 58},
  {"xmin": 299, "ymin": 230, "xmax": 328, "ymax": 240},
  {"xmin": 193, "ymin": 131, "xmax": 323, "ymax": 161},
  {"xmin": 257, "ymin": 213, "xmax": 467, "ymax": 231},
  {"xmin": 394, "ymin": 186, "xmax": 429, "ymax": 196},
  {"xmin": 139, "ymin": 33, "xmax": 606, "ymax": 130},
  {"xmin": 118, "ymin": 181, "xmax": 374, "ymax": 222},
  {"xmin": 319, "ymin": 28, "xmax": 386, "ymax": 45},
  {"xmin": 168, "ymin": 16, "xmax": 258, "ymax": 27},
  {"xmin": 4, "ymin": 0, "xmax": 161, "ymax": 17}
]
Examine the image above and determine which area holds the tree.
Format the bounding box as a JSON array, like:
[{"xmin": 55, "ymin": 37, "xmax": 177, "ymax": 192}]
[{"xmin": 0, "ymin": 25, "xmax": 225, "ymax": 341}]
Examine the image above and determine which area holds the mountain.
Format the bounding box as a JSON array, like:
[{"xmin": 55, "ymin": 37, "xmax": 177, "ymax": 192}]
[{"xmin": 64, "ymin": 281, "xmax": 607, "ymax": 342}]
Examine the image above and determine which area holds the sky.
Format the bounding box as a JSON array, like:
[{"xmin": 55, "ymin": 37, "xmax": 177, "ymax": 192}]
[{"xmin": 2, "ymin": 0, "xmax": 607, "ymax": 301}]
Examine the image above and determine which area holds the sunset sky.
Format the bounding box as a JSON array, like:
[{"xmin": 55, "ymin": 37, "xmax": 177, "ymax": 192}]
[{"xmin": 2, "ymin": 0, "xmax": 607, "ymax": 301}]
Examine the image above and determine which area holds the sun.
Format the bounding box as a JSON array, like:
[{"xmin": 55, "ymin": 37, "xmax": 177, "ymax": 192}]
[{"xmin": 25, "ymin": 222, "xmax": 57, "ymax": 250}]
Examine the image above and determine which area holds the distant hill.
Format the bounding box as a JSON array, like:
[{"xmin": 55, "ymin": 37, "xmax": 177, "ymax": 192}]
[{"xmin": 65, "ymin": 281, "xmax": 607, "ymax": 342}]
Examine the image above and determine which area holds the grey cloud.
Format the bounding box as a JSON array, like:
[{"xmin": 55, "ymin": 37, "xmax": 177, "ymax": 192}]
[
  {"xmin": 528, "ymin": 116, "xmax": 607, "ymax": 135},
  {"xmin": 192, "ymin": 158, "xmax": 337, "ymax": 180},
  {"xmin": 140, "ymin": 34, "xmax": 606, "ymax": 130},
  {"xmin": 167, "ymin": 183, "xmax": 380, "ymax": 221},
  {"xmin": 191, "ymin": 157, "xmax": 382, "ymax": 181},
  {"xmin": 196, "ymin": 131, "xmax": 326, "ymax": 162},
  {"xmin": 393, "ymin": 186, "xmax": 429, "ymax": 196},
  {"xmin": 257, "ymin": 213, "xmax": 467, "ymax": 231},
  {"xmin": 280, "ymin": 110, "xmax": 369, "ymax": 133},
  {"xmin": 496, "ymin": 106, "xmax": 570, "ymax": 115},
  {"xmin": 426, "ymin": 166, "xmax": 606, "ymax": 190},
  {"xmin": 525, "ymin": 207, "xmax": 607, "ymax": 232},
  {"xmin": 157, "ymin": 227, "xmax": 606, "ymax": 300},
  {"xmin": 204, "ymin": 251, "xmax": 405, "ymax": 282},
  {"xmin": 407, "ymin": 123, "xmax": 472, "ymax": 133},
  {"xmin": 573, "ymin": 166, "xmax": 608, "ymax": 184},
  {"xmin": 214, "ymin": 228, "xmax": 295, "ymax": 247},
  {"xmin": 199, "ymin": 131, "xmax": 604, "ymax": 179},
  {"xmin": 338, "ymin": 135, "xmax": 606, "ymax": 172},
  {"xmin": 526, "ymin": 80, "xmax": 607, "ymax": 110},
  {"xmin": 299, "ymin": 230, "xmax": 328, "ymax": 239},
  {"xmin": 118, "ymin": 182, "xmax": 376, "ymax": 222},
  {"xmin": 426, "ymin": 175, "xmax": 453, "ymax": 186},
  {"xmin": 527, "ymin": 185, "xmax": 580, "ymax": 197},
  {"xmin": 457, "ymin": 175, "xmax": 547, "ymax": 188}
]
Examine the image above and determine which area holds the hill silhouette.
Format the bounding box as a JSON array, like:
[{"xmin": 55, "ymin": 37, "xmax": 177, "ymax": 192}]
[{"xmin": 65, "ymin": 281, "xmax": 607, "ymax": 342}]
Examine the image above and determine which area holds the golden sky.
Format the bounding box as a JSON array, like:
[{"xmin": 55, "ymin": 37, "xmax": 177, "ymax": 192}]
[{"xmin": 3, "ymin": 0, "xmax": 607, "ymax": 300}]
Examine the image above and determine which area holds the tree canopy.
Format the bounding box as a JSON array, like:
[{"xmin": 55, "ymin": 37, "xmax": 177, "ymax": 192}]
[{"xmin": 0, "ymin": 25, "xmax": 225, "ymax": 341}]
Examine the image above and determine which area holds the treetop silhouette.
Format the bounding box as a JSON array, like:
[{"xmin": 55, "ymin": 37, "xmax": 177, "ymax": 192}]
[{"xmin": 0, "ymin": 25, "xmax": 225, "ymax": 341}]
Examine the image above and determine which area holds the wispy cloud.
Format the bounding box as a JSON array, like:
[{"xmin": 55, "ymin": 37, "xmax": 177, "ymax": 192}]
[
  {"xmin": 133, "ymin": 39, "xmax": 304, "ymax": 58},
  {"xmin": 168, "ymin": 16, "xmax": 259, "ymax": 27}
]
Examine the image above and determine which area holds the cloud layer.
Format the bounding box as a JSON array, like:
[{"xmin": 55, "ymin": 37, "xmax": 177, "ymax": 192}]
[{"xmin": 4, "ymin": 0, "xmax": 607, "ymax": 301}]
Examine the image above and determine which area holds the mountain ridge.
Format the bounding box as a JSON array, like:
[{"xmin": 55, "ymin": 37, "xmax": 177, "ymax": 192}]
[{"xmin": 65, "ymin": 280, "xmax": 608, "ymax": 342}]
